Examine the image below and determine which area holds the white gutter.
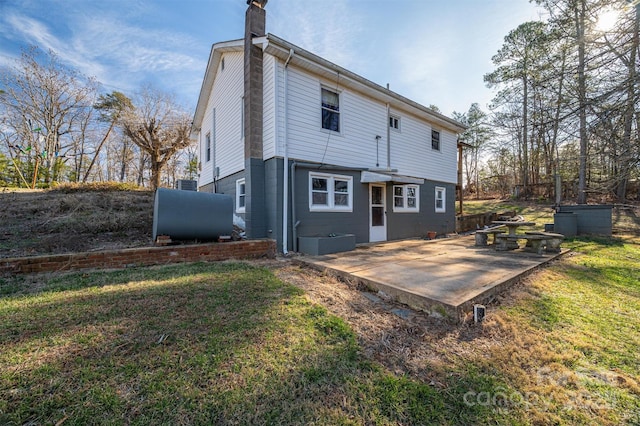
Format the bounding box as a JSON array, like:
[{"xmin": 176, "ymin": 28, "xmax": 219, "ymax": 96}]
[
  {"xmin": 282, "ymin": 48, "xmax": 294, "ymax": 255},
  {"xmin": 386, "ymin": 103, "xmax": 391, "ymax": 170}
]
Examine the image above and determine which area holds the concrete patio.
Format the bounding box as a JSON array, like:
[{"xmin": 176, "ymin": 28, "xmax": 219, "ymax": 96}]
[{"xmin": 295, "ymin": 235, "xmax": 568, "ymax": 321}]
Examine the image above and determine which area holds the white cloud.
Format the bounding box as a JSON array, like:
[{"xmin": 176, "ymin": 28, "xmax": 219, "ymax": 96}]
[
  {"xmin": 268, "ymin": 0, "xmax": 365, "ymax": 72},
  {"xmin": 0, "ymin": 4, "xmax": 206, "ymax": 105}
]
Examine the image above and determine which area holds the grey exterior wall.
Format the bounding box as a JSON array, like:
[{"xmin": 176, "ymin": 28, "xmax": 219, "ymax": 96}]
[
  {"xmin": 198, "ymin": 182, "xmax": 214, "ymax": 193},
  {"xmin": 293, "ymin": 165, "xmax": 370, "ymax": 245},
  {"xmin": 387, "ymin": 181, "xmax": 456, "ymax": 239},
  {"xmin": 264, "ymin": 158, "xmax": 283, "ymax": 244},
  {"xmin": 212, "ymin": 171, "xmax": 244, "ymax": 199},
  {"xmin": 208, "ymin": 161, "xmax": 282, "ymax": 244},
  {"xmin": 292, "ymin": 163, "xmax": 457, "ymax": 248},
  {"xmin": 200, "ymin": 160, "xmax": 457, "ymax": 252}
]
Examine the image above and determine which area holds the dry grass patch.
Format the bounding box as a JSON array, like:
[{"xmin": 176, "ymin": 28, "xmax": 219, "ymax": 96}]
[{"xmin": 0, "ymin": 186, "xmax": 153, "ymax": 258}]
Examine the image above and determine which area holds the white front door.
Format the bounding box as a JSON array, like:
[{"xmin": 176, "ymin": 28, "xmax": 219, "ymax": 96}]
[{"xmin": 369, "ymin": 184, "xmax": 387, "ymax": 242}]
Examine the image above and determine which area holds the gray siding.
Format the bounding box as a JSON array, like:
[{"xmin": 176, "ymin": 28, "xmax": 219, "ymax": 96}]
[
  {"xmin": 213, "ymin": 160, "xmax": 283, "ymax": 244},
  {"xmin": 386, "ymin": 181, "xmax": 456, "ymax": 239},
  {"xmin": 293, "ymin": 165, "xmax": 370, "ymax": 244},
  {"xmin": 205, "ymin": 161, "xmax": 456, "ymax": 252},
  {"xmin": 264, "ymin": 158, "xmax": 283, "ymax": 243}
]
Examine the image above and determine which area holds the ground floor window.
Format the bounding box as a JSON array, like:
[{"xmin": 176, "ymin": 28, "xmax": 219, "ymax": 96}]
[
  {"xmin": 393, "ymin": 184, "xmax": 419, "ymax": 212},
  {"xmin": 309, "ymin": 172, "xmax": 352, "ymax": 212},
  {"xmin": 435, "ymin": 186, "xmax": 446, "ymax": 213},
  {"xmin": 236, "ymin": 178, "xmax": 246, "ymax": 213}
]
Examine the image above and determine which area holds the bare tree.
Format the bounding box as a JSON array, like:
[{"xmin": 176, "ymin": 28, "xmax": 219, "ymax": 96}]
[
  {"xmin": 0, "ymin": 46, "xmax": 98, "ymax": 187},
  {"xmin": 120, "ymin": 86, "xmax": 193, "ymax": 190}
]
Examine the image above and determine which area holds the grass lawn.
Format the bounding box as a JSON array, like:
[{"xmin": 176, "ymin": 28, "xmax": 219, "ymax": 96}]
[
  {"xmin": 2, "ymin": 211, "xmax": 640, "ymax": 424},
  {"xmin": 459, "ymin": 199, "xmax": 557, "ymax": 224},
  {"xmin": 1, "ymin": 263, "xmax": 487, "ymax": 425}
]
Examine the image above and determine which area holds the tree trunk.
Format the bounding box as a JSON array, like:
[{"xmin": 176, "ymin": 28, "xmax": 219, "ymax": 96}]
[
  {"xmin": 83, "ymin": 120, "xmax": 115, "ymax": 182},
  {"xmin": 576, "ymin": 0, "xmax": 588, "ymax": 204},
  {"xmin": 150, "ymin": 159, "xmax": 162, "ymax": 190},
  {"xmin": 522, "ymin": 74, "xmax": 529, "ymax": 199},
  {"xmin": 616, "ymin": 4, "xmax": 639, "ymax": 202}
]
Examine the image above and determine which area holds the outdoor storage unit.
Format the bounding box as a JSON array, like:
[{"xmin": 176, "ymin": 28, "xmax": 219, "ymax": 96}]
[
  {"xmin": 153, "ymin": 188, "xmax": 232, "ymax": 241},
  {"xmin": 175, "ymin": 179, "xmax": 198, "ymax": 191},
  {"xmin": 556, "ymin": 205, "xmax": 612, "ymax": 236},
  {"xmin": 298, "ymin": 234, "xmax": 356, "ymax": 255},
  {"xmin": 553, "ymin": 212, "xmax": 577, "ymax": 237}
]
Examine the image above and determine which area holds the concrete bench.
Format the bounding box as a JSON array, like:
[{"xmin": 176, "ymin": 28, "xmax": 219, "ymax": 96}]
[
  {"xmin": 525, "ymin": 231, "xmax": 565, "ymax": 253},
  {"xmin": 475, "ymin": 228, "xmax": 506, "ymax": 246},
  {"xmin": 495, "ymin": 234, "xmax": 548, "ymax": 254}
]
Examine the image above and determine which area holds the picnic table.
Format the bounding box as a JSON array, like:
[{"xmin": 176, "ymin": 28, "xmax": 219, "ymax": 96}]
[
  {"xmin": 491, "ymin": 220, "xmax": 536, "ymax": 250},
  {"xmin": 491, "ymin": 221, "xmax": 536, "ymax": 237}
]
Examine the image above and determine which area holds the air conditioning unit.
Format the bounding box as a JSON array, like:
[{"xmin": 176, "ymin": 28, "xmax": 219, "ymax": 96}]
[{"xmin": 175, "ymin": 179, "xmax": 198, "ymax": 191}]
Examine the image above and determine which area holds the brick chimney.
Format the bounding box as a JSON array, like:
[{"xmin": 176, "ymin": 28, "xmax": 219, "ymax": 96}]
[{"xmin": 243, "ymin": 0, "xmax": 267, "ymax": 238}]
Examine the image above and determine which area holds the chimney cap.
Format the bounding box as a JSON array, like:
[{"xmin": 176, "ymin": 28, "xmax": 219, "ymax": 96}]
[{"xmin": 247, "ymin": 0, "xmax": 268, "ymax": 7}]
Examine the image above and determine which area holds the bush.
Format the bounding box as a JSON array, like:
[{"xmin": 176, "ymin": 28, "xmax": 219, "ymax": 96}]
[{"xmin": 48, "ymin": 181, "xmax": 147, "ymax": 193}]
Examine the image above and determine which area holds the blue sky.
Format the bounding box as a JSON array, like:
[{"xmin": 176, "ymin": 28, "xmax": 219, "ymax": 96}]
[{"xmin": 0, "ymin": 0, "xmax": 543, "ymax": 117}]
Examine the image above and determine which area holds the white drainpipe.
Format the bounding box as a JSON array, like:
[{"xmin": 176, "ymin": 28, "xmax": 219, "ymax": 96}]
[
  {"xmin": 282, "ymin": 48, "xmax": 294, "ymax": 255},
  {"xmin": 386, "ymin": 103, "xmax": 391, "ymax": 170}
]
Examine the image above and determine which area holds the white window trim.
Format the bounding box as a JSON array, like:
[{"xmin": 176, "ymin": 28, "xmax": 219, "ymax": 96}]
[
  {"xmin": 236, "ymin": 178, "xmax": 246, "ymax": 213},
  {"xmin": 309, "ymin": 172, "xmax": 353, "ymax": 212},
  {"xmin": 431, "ymin": 129, "xmax": 441, "ymax": 152},
  {"xmin": 392, "ymin": 184, "xmax": 420, "ymax": 213},
  {"xmin": 205, "ymin": 132, "xmax": 211, "ymax": 163},
  {"xmin": 389, "ymin": 115, "xmax": 401, "ymax": 132},
  {"xmin": 435, "ymin": 186, "xmax": 446, "ymax": 213},
  {"xmin": 320, "ymin": 86, "xmax": 341, "ymax": 134}
]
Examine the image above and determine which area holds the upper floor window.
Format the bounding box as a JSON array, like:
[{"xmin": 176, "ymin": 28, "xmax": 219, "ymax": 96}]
[
  {"xmin": 389, "ymin": 115, "xmax": 400, "ymax": 131},
  {"xmin": 321, "ymin": 88, "xmax": 340, "ymax": 132},
  {"xmin": 393, "ymin": 185, "xmax": 419, "ymax": 212},
  {"xmin": 431, "ymin": 129, "xmax": 441, "ymax": 151},
  {"xmin": 435, "ymin": 186, "xmax": 446, "ymax": 213},
  {"xmin": 309, "ymin": 172, "xmax": 352, "ymax": 212},
  {"xmin": 205, "ymin": 132, "xmax": 211, "ymax": 162},
  {"xmin": 236, "ymin": 178, "xmax": 246, "ymax": 213}
]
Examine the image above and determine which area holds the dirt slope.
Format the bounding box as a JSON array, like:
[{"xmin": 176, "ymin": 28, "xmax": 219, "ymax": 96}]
[{"xmin": 0, "ymin": 188, "xmax": 154, "ymax": 258}]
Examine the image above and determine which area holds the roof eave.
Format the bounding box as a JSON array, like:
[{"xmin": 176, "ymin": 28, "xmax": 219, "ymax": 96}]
[{"xmin": 257, "ymin": 34, "xmax": 467, "ymax": 134}]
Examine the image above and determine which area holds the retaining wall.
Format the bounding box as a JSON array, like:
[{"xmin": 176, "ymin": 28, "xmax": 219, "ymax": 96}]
[
  {"xmin": 456, "ymin": 211, "xmax": 516, "ymax": 233},
  {"xmin": 0, "ymin": 240, "xmax": 276, "ymax": 275}
]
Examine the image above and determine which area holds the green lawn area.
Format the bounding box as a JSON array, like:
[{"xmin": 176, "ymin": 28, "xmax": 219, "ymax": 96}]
[
  {"xmin": 2, "ymin": 215, "xmax": 640, "ymax": 424},
  {"xmin": 459, "ymin": 199, "xmax": 557, "ymax": 224}
]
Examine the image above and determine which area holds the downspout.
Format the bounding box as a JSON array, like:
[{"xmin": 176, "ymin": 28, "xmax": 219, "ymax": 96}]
[
  {"xmin": 386, "ymin": 103, "xmax": 391, "ymax": 170},
  {"xmin": 212, "ymin": 108, "xmax": 217, "ymax": 193},
  {"xmin": 282, "ymin": 48, "xmax": 294, "ymax": 254},
  {"xmin": 291, "ymin": 161, "xmax": 300, "ymax": 252}
]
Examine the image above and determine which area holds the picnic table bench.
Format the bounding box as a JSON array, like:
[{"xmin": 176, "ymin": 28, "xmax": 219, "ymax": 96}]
[
  {"xmin": 474, "ymin": 227, "xmax": 506, "ymax": 246},
  {"xmin": 495, "ymin": 234, "xmax": 548, "ymax": 254},
  {"xmin": 524, "ymin": 231, "xmax": 565, "ymax": 253},
  {"xmin": 495, "ymin": 232, "xmax": 565, "ymax": 254}
]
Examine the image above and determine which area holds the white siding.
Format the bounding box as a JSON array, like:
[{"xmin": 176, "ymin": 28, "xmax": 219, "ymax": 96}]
[
  {"xmin": 284, "ymin": 68, "xmax": 386, "ymax": 168},
  {"xmin": 198, "ymin": 48, "xmax": 459, "ymax": 188},
  {"xmin": 198, "ymin": 51, "xmax": 244, "ymax": 188},
  {"xmin": 389, "ymin": 113, "xmax": 458, "ymax": 184},
  {"xmin": 262, "ymin": 54, "xmax": 277, "ymax": 160},
  {"xmin": 277, "ymin": 65, "xmax": 458, "ymax": 184}
]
